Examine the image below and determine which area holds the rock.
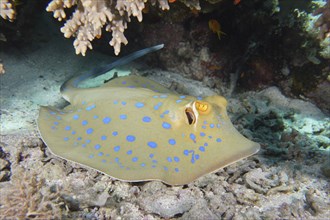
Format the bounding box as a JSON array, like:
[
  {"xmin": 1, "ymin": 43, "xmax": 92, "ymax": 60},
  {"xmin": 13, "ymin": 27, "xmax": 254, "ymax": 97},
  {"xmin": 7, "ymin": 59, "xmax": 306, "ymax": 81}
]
[
  {"xmin": 61, "ymin": 194, "xmax": 80, "ymax": 211},
  {"xmin": 321, "ymin": 160, "xmax": 330, "ymax": 177},
  {"xmin": 0, "ymin": 158, "xmax": 9, "ymax": 170},
  {"xmin": 0, "ymin": 170, "xmax": 10, "ymax": 181},
  {"xmin": 305, "ymin": 189, "xmax": 328, "ymax": 215},
  {"xmin": 181, "ymin": 200, "xmax": 218, "ymax": 219},
  {"xmin": 139, "ymin": 186, "xmax": 194, "ymax": 218}
]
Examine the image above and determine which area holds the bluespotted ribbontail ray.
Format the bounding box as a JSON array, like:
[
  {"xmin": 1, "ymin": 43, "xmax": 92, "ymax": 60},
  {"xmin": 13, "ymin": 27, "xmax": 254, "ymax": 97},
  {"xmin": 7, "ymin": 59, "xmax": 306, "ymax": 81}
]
[{"xmin": 37, "ymin": 44, "xmax": 260, "ymax": 185}]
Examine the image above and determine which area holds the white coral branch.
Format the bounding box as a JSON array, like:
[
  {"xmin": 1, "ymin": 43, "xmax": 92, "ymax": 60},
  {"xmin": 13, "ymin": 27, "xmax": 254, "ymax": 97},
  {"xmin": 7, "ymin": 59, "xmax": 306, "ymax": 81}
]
[
  {"xmin": 46, "ymin": 0, "xmax": 199, "ymax": 55},
  {"xmin": 0, "ymin": 0, "xmax": 16, "ymax": 21}
]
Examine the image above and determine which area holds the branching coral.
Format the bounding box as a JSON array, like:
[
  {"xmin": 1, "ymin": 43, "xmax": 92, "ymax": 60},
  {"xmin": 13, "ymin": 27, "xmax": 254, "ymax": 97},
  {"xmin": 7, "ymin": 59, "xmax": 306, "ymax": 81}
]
[
  {"xmin": 0, "ymin": 62, "xmax": 5, "ymax": 74},
  {"xmin": 0, "ymin": 0, "xmax": 16, "ymax": 21},
  {"xmin": 0, "ymin": 168, "xmax": 64, "ymax": 219},
  {"xmin": 313, "ymin": 0, "xmax": 330, "ymax": 39},
  {"xmin": 46, "ymin": 0, "xmax": 201, "ymax": 56}
]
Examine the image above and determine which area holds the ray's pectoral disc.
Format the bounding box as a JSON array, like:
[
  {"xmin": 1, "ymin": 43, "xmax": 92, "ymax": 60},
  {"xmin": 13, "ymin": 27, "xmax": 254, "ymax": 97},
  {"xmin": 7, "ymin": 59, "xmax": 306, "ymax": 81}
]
[{"xmin": 38, "ymin": 75, "xmax": 260, "ymax": 185}]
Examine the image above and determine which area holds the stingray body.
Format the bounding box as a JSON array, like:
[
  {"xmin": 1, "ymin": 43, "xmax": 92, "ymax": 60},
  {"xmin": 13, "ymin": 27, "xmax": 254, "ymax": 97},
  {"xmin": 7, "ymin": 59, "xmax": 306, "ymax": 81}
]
[{"xmin": 37, "ymin": 45, "xmax": 260, "ymax": 185}]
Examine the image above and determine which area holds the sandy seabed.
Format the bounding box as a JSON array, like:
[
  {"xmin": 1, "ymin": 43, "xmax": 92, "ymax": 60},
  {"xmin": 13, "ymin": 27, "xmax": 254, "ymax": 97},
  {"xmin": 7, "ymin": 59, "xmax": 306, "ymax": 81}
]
[{"xmin": 0, "ymin": 14, "xmax": 329, "ymax": 220}]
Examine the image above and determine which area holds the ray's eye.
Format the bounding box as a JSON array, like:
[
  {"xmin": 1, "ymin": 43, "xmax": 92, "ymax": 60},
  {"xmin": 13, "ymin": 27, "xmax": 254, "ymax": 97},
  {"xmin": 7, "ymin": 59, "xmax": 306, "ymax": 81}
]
[
  {"xmin": 195, "ymin": 101, "xmax": 211, "ymax": 115},
  {"xmin": 185, "ymin": 107, "xmax": 196, "ymax": 125},
  {"xmin": 195, "ymin": 101, "xmax": 208, "ymax": 112}
]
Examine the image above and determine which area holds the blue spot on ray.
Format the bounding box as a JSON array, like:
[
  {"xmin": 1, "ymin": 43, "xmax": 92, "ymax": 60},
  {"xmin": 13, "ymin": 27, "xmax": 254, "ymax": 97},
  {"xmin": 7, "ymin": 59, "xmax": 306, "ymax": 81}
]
[
  {"xmin": 65, "ymin": 126, "xmax": 71, "ymax": 131},
  {"xmin": 126, "ymin": 135, "xmax": 136, "ymax": 142},
  {"xmin": 183, "ymin": 149, "xmax": 198, "ymax": 164},
  {"xmin": 114, "ymin": 146, "xmax": 120, "ymax": 152},
  {"xmin": 120, "ymin": 114, "xmax": 127, "ymax": 120},
  {"xmin": 216, "ymin": 138, "xmax": 222, "ymax": 142},
  {"xmin": 86, "ymin": 104, "xmax": 96, "ymax": 111},
  {"xmin": 101, "ymin": 135, "xmax": 107, "ymax": 141},
  {"xmin": 132, "ymin": 157, "xmax": 138, "ymax": 162},
  {"xmin": 148, "ymin": 141, "xmax": 157, "ymax": 148},
  {"xmin": 174, "ymin": 156, "xmax": 180, "ymax": 162},
  {"xmin": 142, "ymin": 116, "xmax": 151, "ymax": 123},
  {"xmin": 200, "ymin": 132, "xmax": 206, "ymax": 137},
  {"xmin": 86, "ymin": 128, "xmax": 93, "ymax": 134},
  {"xmin": 135, "ymin": 102, "xmax": 144, "ymax": 108},
  {"xmin": 154, "ymin": 102, "xmax": 162, "ymax": 110},
  {"xmin": 190, "ymin": 133, "xmax": 196, "ymax": 142},
  {"xmin": 94, "ymin": 144, "xmax": 101, "ymax": 150},
  {"xmin": 82, "ymin": 120, "xmax": 88, "ymax": 126},
  {"xmin": 73, "ymin": 115, "xmax": 79, "ymax": 120},
  {"xmin": 168, "ymin": 139, "xmax": 176, "ymax": 145},
  {"xmin": 162, "ymin": 122, "xmax": 171, "ymax": 129},
  {"xmin": 127, "ymin": 150, "xmax": 132, "ymax": 155},
  {"xmin": 63, "ymin": 137, "xmax": 69, "ymax": 141},
  {"xmin": 103, "ymin": 117, "xmax": 111, "ymax": 124},
  {"xmin": 112, "ymin": 131, "xmax": 118, "ymax": 136},
  {"xmin": 167, "ymin": 157, "xmax": 172, "ymax": 162}
]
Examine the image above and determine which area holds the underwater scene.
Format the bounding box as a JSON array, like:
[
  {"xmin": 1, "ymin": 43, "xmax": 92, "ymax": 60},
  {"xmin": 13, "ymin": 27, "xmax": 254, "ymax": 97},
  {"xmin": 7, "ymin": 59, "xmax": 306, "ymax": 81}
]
[{"xmin": 0, "ymin": 0, "xmax": 329, "ymax": 219}]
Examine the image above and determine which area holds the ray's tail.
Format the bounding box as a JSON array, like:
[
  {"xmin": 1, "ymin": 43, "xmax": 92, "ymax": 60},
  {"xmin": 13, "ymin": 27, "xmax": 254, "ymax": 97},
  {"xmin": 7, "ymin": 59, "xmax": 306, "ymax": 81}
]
[{"xmin": 60, "ymin": 44, "xmax": 164, "ymax": 101}]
